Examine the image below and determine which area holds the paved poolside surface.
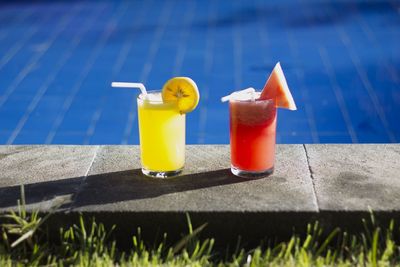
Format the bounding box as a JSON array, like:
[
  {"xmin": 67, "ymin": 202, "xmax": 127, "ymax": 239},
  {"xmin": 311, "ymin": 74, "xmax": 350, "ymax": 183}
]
[
  {"xmin": 1, "ymin": 144, "xmax": 400, "ymax": 243},
  {"xmin": 0, "ymin": 0, "xmax": 399, "ymax": 144}
]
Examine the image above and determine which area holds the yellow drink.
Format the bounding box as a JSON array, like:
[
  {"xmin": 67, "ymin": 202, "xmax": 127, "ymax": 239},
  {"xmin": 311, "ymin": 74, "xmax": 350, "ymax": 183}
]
[{"xmin": 137, "ymin": 92, "xmax": 185, "ymax": 177}]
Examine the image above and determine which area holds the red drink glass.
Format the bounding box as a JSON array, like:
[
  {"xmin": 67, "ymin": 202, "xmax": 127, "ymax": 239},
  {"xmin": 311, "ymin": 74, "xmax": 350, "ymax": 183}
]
[{"xmin": 229, "ymin": 96, "xmax": 277, "ymax": 178}]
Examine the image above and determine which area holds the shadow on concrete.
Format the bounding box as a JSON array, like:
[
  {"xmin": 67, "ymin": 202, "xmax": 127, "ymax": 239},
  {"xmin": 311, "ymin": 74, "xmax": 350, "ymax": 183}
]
[
  {"xmin": 0, "ymin": 176, "xmax": 83, "ymax": 209},
  {"xmin": 72, "ymin": 168, "xmax": 248, "ymax": 207},
  {"xmin": 0, "ymin": 168, "xmax": 248, "ymax": 209}
]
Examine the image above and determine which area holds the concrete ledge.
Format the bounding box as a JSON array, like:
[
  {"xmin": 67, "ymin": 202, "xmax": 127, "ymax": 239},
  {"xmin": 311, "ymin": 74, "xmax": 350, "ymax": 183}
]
[{"xmin": 1, "ymin": 144, "xmax": 400, "ymax": 245}]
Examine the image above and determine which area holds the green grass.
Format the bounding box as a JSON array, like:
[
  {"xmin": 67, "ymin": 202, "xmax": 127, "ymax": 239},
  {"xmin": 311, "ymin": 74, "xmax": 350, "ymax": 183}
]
[{"xmin": 1, "ymin": 186, "xmax": 400, "ymax": 266}]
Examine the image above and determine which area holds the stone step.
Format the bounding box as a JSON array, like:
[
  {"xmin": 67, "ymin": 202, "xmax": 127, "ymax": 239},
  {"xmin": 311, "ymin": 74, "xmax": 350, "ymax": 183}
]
[{"xmin": 1, "ymin": 145, "xmax": 399, "ymax": 246}]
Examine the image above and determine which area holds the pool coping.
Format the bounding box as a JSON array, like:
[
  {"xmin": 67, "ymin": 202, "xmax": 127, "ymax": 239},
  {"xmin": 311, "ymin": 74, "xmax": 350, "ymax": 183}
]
[{"xmin": 1, "ymin": 144, "xmax": 399, "ymax": 244}]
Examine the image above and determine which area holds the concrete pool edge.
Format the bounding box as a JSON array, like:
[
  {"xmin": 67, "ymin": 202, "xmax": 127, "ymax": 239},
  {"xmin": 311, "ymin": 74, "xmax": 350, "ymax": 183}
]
[{"xmin": 0, "ymin": 144, "xmax": 399, "ymax": 241}]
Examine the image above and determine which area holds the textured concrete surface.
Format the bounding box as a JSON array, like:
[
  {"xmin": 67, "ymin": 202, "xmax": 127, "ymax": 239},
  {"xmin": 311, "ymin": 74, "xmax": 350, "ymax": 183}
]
[
  {"xmin": 0, "ymin": 146, "xmax": 98, "ymax": 211},
  {"xmin": 305, "ymin": 144, "xmax": 400, "ymax": 211},
  {"xmin": 2, "ymin": 144, "xmax": 400, "ymax": 213},
  {"xmin": 73, "ymin": 145, "xmax": 317, "ymax": 212},
  {"xmin": 1, "ymin": 144, "xmax": 400, "ymax": 243}
]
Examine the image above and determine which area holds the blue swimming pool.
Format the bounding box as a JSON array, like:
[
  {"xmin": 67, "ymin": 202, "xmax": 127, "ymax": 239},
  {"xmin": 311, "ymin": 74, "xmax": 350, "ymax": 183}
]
[{"xmin": 0, "ymin": 0, "xmax": 399, "ymax": 144}]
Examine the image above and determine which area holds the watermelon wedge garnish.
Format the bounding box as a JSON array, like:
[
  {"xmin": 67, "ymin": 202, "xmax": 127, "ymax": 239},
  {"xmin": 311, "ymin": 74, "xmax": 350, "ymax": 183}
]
[{"xmin": 260, "ymin": 62, "xmax": 297, "ymax": 110}]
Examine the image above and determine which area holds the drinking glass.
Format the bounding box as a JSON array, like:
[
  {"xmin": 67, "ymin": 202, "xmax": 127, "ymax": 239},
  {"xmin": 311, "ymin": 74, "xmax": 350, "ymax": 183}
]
[
  {"xmin": 137, "ymin": 91, "xmax": 185, "ymax": 178},
  {"xmin": 229, "ymin": 95, "xmax": 277, "ymax": 178}
]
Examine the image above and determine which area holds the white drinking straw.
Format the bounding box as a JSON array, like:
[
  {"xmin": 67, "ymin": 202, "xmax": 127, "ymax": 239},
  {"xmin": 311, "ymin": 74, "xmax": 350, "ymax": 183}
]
[
  {"xmin": 221, "ymin": 87, "xmax": 256, "ymax": 102},
  {"xmin": 111, "ymin": 82, "xmax": 147, "ymax": 96}
]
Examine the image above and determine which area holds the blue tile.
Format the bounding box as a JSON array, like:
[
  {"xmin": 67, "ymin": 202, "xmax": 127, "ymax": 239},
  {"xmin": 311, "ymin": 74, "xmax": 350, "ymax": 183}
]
[
  {"xmin": 1, "ymin": 0, "xmax": 399, "ymax": 145},
  {"xmin": 279, "ymin": 133, "xmax": 314, "ymax": 144},
  {"xmin": 318, "ymin": 134, "xmax": 352, "ymax": 144},
  {"xmin": 89, "ymin": 133, "xmax": 125, "ymax": 145},
  {"xmin": 0, "ymin": 132, "xmax": 11, "ymax": 144},
  {"xmin": 56, "ymin": 107, "xmax": 96, "ymax": 133},
  {"xmin": 51, "ymin": 132, "xmax": 86, "ymax": 144},
  {"xmin": 13, "ymin": 132, "xmax": 47, "ymax": 145}
]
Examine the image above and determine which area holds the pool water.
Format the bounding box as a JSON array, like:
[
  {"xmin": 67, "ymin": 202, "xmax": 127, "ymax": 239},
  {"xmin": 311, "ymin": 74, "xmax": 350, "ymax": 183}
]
[{"xmin": 0, "ymin": 0, "xmax": 399, "ymax": 144}]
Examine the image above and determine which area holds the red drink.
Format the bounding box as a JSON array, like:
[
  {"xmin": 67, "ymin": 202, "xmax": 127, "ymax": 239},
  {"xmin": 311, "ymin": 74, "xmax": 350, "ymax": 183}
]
[
  {"xmin": 229, "ymin": 97, "xmax": 276, "ymax": 178},
  {"xmin": 224, "ymin": 63, "xmax": 296, "ymax": 178}
]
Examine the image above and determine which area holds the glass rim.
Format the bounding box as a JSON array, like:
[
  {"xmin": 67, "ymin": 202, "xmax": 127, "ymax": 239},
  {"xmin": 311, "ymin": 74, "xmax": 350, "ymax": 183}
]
[
  {"xmin": 137, "ymin": 90, "xmax": 163, "ymax": 103},
  {"xmin": 229, "ymin": 91, "xmax": 275, "ymax": 103}
]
